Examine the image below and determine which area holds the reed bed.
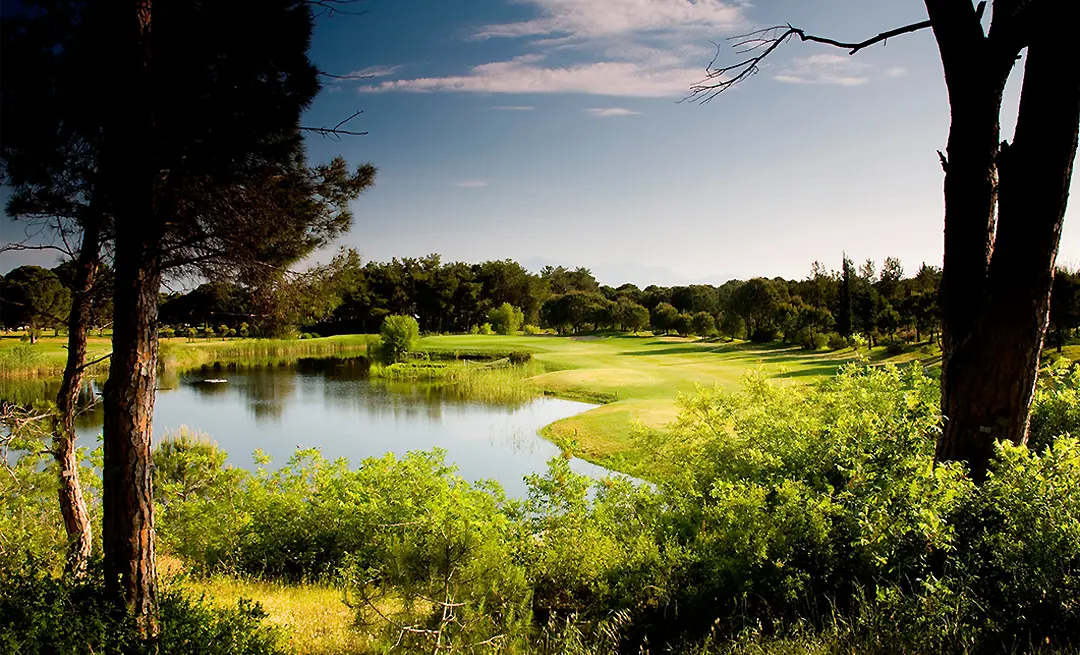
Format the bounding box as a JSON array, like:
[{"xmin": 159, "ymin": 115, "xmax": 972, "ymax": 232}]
[{"xmin": 369, "ymin": 358, "xmax": 544, "ymax": 405}]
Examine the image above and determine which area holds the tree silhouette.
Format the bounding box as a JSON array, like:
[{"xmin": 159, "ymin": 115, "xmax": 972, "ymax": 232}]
[{"xmin": 692, "ymin": 1, "xmax": 1080, "ymax": 480}]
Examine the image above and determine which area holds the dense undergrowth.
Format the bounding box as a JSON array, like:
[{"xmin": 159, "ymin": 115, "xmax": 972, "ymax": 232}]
[{"xmin": 2, "ymin": 364, "xmax": 1078, "ymax": 654}]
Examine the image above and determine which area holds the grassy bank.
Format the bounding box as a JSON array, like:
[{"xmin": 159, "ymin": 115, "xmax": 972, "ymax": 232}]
[
  {"xmin": 419, "ymin": 333, "xmax": 941, "ymax": 473},
  {"xmin": 0, "ymin": 333, "xmax": 375, "ymax": 379},
  {"xmin": 159, "ymin": 334, "xmax": 376, "ymax": 371}
]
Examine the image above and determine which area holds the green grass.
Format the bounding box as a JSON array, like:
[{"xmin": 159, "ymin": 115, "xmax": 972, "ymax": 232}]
[
  {"xmin": 0, "ymin": 332, "xmax": 374, "ymax": 378},
  {"xmin": 419, "ymin": 333, "xmax": 941, "ymax": 473},
  {"xmin": 159, "ymin": 334, "xmax": 376, "ymax": 371},
  {"xmin": 179, "ymin": 575, "xmax": 373, "ymax": 655},
  {"xmin": 0, "ymin": 333, "xmax": 113, "ymax": 378},
  {"xmin": 369, "ymin": 358, "xmax": 543, "ymax": 405}
]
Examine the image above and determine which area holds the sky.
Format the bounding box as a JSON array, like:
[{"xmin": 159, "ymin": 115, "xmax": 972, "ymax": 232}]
[{"xmin": 2, "ymin": 0, "xmax": 1078, "ymax": 286}]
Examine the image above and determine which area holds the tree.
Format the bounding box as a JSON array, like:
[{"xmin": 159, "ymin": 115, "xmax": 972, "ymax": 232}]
[
  {"xmin": 77, "ymin": 0, "xmax": 375, "ymax": 634},
  {"xmin": 1049, "ymin": 268, "xmax": 1080, "ymax": 352},
  {"xmin": 378, "ymin": 315, "xmax": 420, "ymax": 363},
  {"xmin": 650, "ymin": 302, "xmax": 679, "ymax": 335},
  {"xmin": 673, "ymin": 312, "xmax": 695, "ymax": 337},
  {"xmin": 487, "ymin": 302, "xmax": 524, "ymax": 335},
  {"xmin": 617, "ymin": 299, "xmax": 650, "ymax": 333},
  {"xmin": 719, "ymin": 311, "xmax": 745, "ymax": 341},
  {"xmin": 692, "ymin": 1, "xmax": 1080, "ymax": 480},
  {"xmin": 730, "ymin": 278, "xmax": 785, "ymax": 341},
  {"xmin": 0, "ymin": 266, "xmax": 70, "ymax": 342},
  {"xmin": 692, "ymin": 311, "xmax": 716, "ymax": 337}
]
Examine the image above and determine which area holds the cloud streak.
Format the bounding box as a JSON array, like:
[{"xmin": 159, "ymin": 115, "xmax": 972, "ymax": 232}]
[
  {"xmin": 585, "ymin": 107, "xmax": 640, "ymax": 117},
  {"xmin": 773, "ymin": 54, "xmax": 871, "ymax": 87},
  {"xmin": 359, "ymin": 54, "xmax": 700, "ymax": 97},
  {"xmin": 490, "ymin": 105, "xmax": 536, "ymax": 110},
  {"xmin": 473, "ymin": 0, "xmax": 744, "ymax": 39},
  {"xmin": 453, "ymin": 180, "xmax": 488, "ymax": 188}
]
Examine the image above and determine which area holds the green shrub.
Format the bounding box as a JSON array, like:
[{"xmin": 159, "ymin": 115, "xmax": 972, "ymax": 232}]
[
  {"xmin": 523, "ymin": 324, "xmax": 541, "ymax": 335},
  {"xmin": 376, "ymin": 314, "xmax": 420, "ymax": 363},
  {"xmin": 478, "ymin": 322, "xmax": 495, "ymax": 335},
  {"xmin": 488, "ymin": 302, "xmax": 525, "ymax": 335},
  {"xmin": 826, "ymin": 332, "xmax": 848, "ymax": 351},
  {"xmin": 508, "ymin": 351, "xmax": 533, "ymax": 365},
  {"xmin": 0, "ymin": 569, "xmax": 288, "ymax": 655}
]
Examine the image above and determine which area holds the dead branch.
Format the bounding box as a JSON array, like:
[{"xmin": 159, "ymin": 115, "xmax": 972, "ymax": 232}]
[
  {"xmin": 687, "ymin": 15, "xmax": 937, "ymax": 103},
  {"xmin": 304, "ymin": 0, "xmax": 370, "ymax": 19},
  {"xmin": 300, "ymin": 109, "xmax": 368, "ymax": 140}
]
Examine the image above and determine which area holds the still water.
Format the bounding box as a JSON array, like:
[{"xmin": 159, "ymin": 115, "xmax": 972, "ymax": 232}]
[{"xmin": 13, "ymin": 358, "xmax": 604, "ymax": 496}]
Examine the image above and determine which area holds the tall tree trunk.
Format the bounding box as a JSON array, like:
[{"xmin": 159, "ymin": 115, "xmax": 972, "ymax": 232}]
[
  {"xmin": 102, "ymin": 240, "xmax": 160, "ymax": 639},
  {"xmin": 936, "ymin": 31, "xmax": 1080, "ymax": 479},
  {"xmin": 101, "ymin": 0, "xmax": 160, "ymax": 638},
  {"xmin": 53, "ymin": 213, "xmax": 103, "ymax": 577}
]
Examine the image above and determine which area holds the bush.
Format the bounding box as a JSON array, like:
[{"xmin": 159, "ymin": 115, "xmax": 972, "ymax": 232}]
[
  {"xmin": 488, "ymin": 302, "xmax": 525, "ymax": 335},
  {"xmin": 508, "ymin": 351, "xmax": 533, "ymax": 365},
  {"xmin": 523, "ymin": 324, "xmax": 541, "ymax": 335},
  {"xmin": 827, "ymin": 332, "xmax": 848, "ymax": 351},
  {"xmin": 0, "ymin": 569, "xmax": 288, "ymax": 655},
  {"xmin": 478, "ymin": 322, "xmax": 495, "ymax": 335},
  {"xmin": 377, "ymin": 314, "xmax": 420, "ymax": 363}
]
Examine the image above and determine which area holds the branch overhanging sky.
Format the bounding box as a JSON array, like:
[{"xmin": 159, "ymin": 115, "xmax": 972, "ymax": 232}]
[{"xmin": 2, "ymin": 0, "xmax": 1077, "ymax": 286}]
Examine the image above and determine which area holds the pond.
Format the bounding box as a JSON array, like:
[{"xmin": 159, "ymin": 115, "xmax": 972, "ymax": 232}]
[{"xmin": 7, "ymin": 358, "xmax": 605, "ymax": 496}]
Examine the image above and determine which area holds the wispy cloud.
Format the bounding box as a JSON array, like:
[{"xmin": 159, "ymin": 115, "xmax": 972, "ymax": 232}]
[
  {"xmin": 473, "ymin": 0, "xmax": 744, "ymax": 39},
  {"xmin": 453, "ymin": 180, "xmax": 488, "ymax": 188},
  {"xmin": 359, "ymin": 54, "xmax": 700, "ymax": 97},
  {"xmin": 885, "ymin": 66, "xmax": 909, "ymax": 78},
  {"xmin": 356, "ymin": 0, "xmax": 745, "ymax": 98},
  {"xmin": 585, "ymin": 107, "xmax": 640, "ymax": 117},
  {"xmin": 490, "ymin": 105, "xmax": 536, "ymax": 110},
  {"xmin": 773, "ymin": 54, "xmax": 871, "ymax": 87}
]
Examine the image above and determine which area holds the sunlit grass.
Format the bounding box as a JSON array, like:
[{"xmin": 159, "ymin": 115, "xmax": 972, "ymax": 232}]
[
  {"xmin": 369, "ymin": 358, "xmax": 545, "ymax": 405},
  {"xmin": 178, "ymin": 575, "xmax": 374, "ymax": 655},
  {"xmin": 419, "ymin": 333, "xmax": 943, "ymax": 472}
]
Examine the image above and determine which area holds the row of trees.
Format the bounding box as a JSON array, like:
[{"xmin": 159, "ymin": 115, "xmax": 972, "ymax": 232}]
[
  {"xmin": 0, "ymin": 263, "xmax": 113, "ymax": 339},
  {"xmin": 150, "ymin": 251, "xmax": 952, "ymax": 347}
]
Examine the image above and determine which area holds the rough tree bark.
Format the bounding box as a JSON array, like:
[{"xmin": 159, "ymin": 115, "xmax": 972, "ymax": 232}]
[
  {"xmin": 101, "ymin": 0, "xmax": 160, "ymax": 638},
  {"xmin": 935, "ymin": 6, "xmax": 1080, "ymax": 479},
  {"xmin": 102, "ymin": 233, "xmax": 161, "ymax": 638},
  {"xmin": 52, "ymin": 211, "xmax": 103, "ymax": 577},
  {"xmin": 932, "ymin": 0, "xmax": 1080, "ymax": 480}
]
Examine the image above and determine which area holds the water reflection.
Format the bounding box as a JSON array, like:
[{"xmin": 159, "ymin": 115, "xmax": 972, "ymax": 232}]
[{"xmin": 1, "ymin": 357, "xmax": 604, "ymax": 495}]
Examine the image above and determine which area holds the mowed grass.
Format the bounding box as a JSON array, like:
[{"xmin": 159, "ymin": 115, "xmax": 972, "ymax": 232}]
[{"xmin": 420, "ymin": 333, "xmax": 940, "ymax": 473}]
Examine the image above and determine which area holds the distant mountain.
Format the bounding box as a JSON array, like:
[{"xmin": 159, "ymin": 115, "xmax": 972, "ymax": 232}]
[{"xmin": 519, "ymin": 257, "xmax": 734, "ymax": 288}]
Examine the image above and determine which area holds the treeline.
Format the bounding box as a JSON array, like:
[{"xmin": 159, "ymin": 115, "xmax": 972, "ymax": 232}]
[
  {"xmin": 156, "ymin": 251, "xmax": 946, "ymax": 348},
  {"xmin": 0, "ymin": 263, "xmax": 113, "ymax": 340},
  {"xmin": 9, "ymin": 253, "xmax": 1080, "ymax": 351}
]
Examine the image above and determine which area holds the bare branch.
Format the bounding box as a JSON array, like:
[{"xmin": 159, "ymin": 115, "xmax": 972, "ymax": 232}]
[
  {"xmin": 686, "ymin": 17, "xmax": 933, "ymax": 103},
  {"xmin": 304, "ymin": 0, "xmax": 370, "ymax": 18},
  {"xmin": 300, "ymin": 110, "xmax": 368, "ymax": 140},
  {"xmin": 318, "ymin": 70, "xmax": 375, "ymax": 81}
]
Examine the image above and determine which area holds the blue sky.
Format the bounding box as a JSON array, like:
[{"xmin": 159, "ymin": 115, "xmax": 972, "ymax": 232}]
[{"xmin": 3, "ymin": 0, "xmax": 1078, "ymax": 285}]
